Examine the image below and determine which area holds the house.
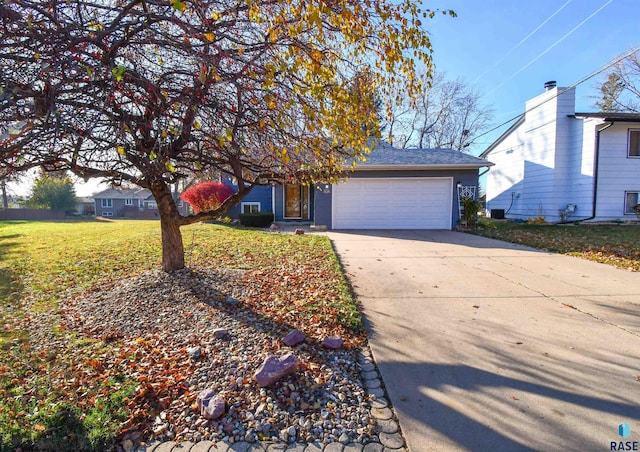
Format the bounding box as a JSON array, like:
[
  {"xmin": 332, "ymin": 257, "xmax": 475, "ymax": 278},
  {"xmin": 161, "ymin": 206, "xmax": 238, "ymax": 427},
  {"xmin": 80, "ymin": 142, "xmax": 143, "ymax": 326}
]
[
  {"xmin": 227, "ymin": 142, "xmax": 492, "ymax": 229},
  {"xmin": 481, "ymin": 81, "xmax": 640, "ymax": 222},
  {"xmin": 75, "ymin": 196, "xmax": 95, "ymax": 216},
  {"xmin": 93, "ymin": 188, "xmax": 190, "ymax": 218}
]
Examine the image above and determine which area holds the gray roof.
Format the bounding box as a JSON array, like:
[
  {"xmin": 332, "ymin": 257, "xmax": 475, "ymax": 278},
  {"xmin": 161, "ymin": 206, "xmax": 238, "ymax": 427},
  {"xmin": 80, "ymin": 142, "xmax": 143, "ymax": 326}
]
[
  {"xmin": 573, "ymin": 112, "xmax": 640, "ymax": 122},
  {"xmin": 356, "ymin": 142, "xmax": 492, "ymax": 169},
  {"xmin": 93, "ymin": 188, "xmax": 152, "ymax": 199}
]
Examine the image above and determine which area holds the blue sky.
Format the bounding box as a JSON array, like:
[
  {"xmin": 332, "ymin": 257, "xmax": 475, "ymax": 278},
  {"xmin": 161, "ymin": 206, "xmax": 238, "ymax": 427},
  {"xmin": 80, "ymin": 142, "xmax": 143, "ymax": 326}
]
[{"xmin": 423, "ymin": 0, "xmax": 640, "ymax": 155}]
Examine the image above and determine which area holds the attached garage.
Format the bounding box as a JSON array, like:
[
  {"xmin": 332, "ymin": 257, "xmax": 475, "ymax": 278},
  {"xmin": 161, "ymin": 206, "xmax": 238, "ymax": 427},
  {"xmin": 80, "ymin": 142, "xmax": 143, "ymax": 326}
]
[{"xmin": 332, "ymin": 178, "xmax": 453, "ymax": 229}]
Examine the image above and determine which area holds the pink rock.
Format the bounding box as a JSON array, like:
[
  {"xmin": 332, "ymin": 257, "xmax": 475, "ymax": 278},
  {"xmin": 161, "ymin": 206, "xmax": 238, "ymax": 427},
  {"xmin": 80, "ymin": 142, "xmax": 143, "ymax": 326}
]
[
  {"xmin": 322, "ymin": 336, "xmax": 343, "ymax": 349},
  {"xmin": 294, "ymin": 228, "xmax": 305, "ymax": 235},
  {"xmin": 254, "ymin": 354, "xmax": 299, "ymax": 387},
  {"xmin": 282, "ymin": 329, "xmax": 305, "ymax": 347},
  {"xmin": 197, "ymin": 389, "xmax": 225, "ymax": 420},
  {"xmin": 269, "ymin": 223, "xmax": 280, "ymax": 231}
]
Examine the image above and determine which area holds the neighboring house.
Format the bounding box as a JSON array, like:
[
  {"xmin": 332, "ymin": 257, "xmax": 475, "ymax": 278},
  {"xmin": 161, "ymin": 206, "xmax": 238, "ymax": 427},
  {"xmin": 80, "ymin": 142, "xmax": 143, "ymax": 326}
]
[
  {"xmin": 75, "ymin": 196, "xmax": 95, "ymax": 216},
  {"xmin": 227, "ymin": 142, "xmax": 492, "ymax": 229},
  {"xmin": 93, "ymin": 188, "xmax": 190, "ymax": 218},
  {"xmin": 481, "ymin": 81, "xmax": 640, "ymax": 222}
]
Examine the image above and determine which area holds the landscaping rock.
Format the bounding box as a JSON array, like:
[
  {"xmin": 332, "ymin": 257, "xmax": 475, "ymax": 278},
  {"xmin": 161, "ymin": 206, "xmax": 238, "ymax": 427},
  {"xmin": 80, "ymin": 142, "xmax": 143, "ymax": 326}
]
[
  {"xmin": 197, "ymin": 389, "xmax": 226, "ymax": 420},
  {"xmin": 225, "ymin": 296, "xmax": 240, "ymax": 306},
  {"xmin": 282, "ymin": 329, "xmax": 305, "ymax": 346},
  {"xmin": 254, "ymin": 354, "xmax": 299, "ymax": 387},
  {"xmin": 269, "ymin": 223, "xmax": 280, "ymax": 231},
  {"xmin": 322, "ymin": 336, "xmax": 343, "ymax": 349},
  {"xmin": 187, "ymin": 346, "xmax": 202, "ymax": 360},
  {"xmin": 213, "ymin": 328, "xmax": 229, "ymax": 339},
  {"xmin": 294, "ymin": 228, "xmax": 305, "ymax": 235}
]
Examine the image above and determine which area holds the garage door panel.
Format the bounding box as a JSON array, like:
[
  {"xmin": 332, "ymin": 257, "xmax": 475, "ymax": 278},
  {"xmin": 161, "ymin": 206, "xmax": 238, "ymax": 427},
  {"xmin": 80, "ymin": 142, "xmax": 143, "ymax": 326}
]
[{"xmin": 332, "ymin": 178, "xmax": 452, "ymax": 229}]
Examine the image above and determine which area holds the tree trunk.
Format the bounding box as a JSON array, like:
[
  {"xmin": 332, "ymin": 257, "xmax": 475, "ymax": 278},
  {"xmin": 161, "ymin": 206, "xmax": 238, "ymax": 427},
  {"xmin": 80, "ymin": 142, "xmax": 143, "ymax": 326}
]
[
  {"xmin": 160, "ymin": 216, "xmax": 185, "ymax": 272},
  {"xmin": 151, "ymin": 180, "xmax": 186, "ymax": 272},
  {"xmin": 1, "ymin": 181, "xmax": 7, "ymax": 209}
]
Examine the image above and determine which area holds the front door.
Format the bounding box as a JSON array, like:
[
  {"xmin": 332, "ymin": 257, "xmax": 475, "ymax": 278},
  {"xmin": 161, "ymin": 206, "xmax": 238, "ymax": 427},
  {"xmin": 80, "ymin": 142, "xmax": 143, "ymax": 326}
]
[{"xmin": 284, "ymin": 184, "xmax": 309, "ymax": 219}]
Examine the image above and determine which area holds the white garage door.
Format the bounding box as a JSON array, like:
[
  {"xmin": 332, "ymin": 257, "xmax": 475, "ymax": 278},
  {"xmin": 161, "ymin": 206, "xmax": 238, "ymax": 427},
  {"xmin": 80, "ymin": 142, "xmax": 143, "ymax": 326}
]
[{"xmin": 332, "ymin": 178, "xmax": 453, "ymax": 229}]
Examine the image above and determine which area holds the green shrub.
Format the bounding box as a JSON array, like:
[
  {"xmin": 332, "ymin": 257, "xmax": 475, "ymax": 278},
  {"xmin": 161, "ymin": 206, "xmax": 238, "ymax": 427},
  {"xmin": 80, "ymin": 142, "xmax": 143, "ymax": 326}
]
[
  {"xmin": 238, "ymin": 211, "xmax": 274, "ymax": 227},
  {"xmin": 460, "ymin": 197, "xmax": 481, "ymax": 228}
]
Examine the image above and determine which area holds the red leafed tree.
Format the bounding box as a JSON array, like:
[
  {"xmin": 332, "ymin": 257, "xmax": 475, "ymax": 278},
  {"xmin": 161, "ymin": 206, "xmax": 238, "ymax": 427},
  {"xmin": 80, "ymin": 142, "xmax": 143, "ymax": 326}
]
[
  {"xmin": 180, "ymin": 181, "xmax": 234, "ymax": 214},
  {"xmin": 0, "ymin": 0, "xmax": 453, "ymax": 271}
]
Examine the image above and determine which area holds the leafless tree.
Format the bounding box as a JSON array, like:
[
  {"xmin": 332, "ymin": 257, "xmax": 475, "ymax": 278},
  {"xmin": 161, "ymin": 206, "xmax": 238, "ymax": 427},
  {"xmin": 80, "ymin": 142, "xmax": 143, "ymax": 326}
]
[
  {"xmin": 595, "ymin": 50, "xmax": 640, "ymax": 112},
  {"xmin": 389, "ymin": 72, "xmax": 492, "ymax": 151}
]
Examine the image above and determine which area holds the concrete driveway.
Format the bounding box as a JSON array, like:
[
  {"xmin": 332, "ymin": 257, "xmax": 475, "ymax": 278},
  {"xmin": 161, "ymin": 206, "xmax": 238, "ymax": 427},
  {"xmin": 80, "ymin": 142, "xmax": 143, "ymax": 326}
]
[{"xmin": 328, "ymin": 230, "xmax": 640, "ymax": 452}]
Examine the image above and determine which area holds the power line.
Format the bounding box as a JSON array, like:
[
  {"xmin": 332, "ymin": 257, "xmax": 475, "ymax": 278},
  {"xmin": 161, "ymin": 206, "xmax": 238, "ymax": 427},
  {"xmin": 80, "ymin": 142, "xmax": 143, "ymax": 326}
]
[
  {"xmin": 471, "ymin": 0, "xmax": 574, "ymax": 85},
  {"xmin": 482, "ymin": 0, "xmax": 614, "ymax": 99},
  {"xmin": 474, "ymin": 46, "xmax": 640, "ymax": 143}
]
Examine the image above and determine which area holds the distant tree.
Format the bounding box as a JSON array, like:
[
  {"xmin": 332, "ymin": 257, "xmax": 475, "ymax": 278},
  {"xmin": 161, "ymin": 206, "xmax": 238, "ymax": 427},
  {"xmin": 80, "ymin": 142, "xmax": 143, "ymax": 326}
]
[
  {"xmin": 595, "ymin": 50, "xmax": 640, "ymax": 112},
  {"xmin": 0, "ymin": 0, "xmax": 454, "ymax": 271},
  {"xmin": 180, "ymin": 181, "xmax": 234, "ymax": 214},
  {"xmin": 595, "ymin": 73, "xmax": 626, "ymax": 112},
  {"xmin": 389, "ymin": 72, "xmax": 492, "ymax": 152},
  {"xmin": 25, "ymin": 175, "xmax": 77, "ymax": 212}
]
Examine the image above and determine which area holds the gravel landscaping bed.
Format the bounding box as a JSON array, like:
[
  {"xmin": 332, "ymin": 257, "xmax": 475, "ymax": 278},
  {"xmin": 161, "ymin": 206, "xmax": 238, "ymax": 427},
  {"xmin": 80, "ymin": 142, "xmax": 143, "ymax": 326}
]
[{"xmin": 54, "ymin": 267, "xmax": 399, "ymax": 450}]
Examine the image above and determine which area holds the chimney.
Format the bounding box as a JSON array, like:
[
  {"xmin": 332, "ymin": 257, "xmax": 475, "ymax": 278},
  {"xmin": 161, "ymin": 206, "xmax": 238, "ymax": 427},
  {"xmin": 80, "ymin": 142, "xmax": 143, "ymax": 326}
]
[{"xmin": 544, "ymin": 80, "xmax": 557, "ymax": 91}]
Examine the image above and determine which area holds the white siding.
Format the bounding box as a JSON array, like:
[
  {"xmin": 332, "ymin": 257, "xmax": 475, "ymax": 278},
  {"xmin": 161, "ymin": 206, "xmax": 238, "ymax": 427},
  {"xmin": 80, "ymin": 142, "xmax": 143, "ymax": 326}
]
[
  {"xmin": 485, "ymin": 124, "xmax": 526, "ymax": 215},
  {"xmin": 596, "ymin": 123, "xmax": 640, "ymax": 220}
]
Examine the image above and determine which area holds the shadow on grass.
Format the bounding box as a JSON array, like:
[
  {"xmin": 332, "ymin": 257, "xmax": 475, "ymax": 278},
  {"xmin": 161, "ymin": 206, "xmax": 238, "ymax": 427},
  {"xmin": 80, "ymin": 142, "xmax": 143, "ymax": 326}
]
[
  {"xmin": 1, "ymin": 405, "xmax": 115, "ymax": 452},
  {"xmin": 0, "ymin": 233, "xmax": 22, "ymax": 264}
]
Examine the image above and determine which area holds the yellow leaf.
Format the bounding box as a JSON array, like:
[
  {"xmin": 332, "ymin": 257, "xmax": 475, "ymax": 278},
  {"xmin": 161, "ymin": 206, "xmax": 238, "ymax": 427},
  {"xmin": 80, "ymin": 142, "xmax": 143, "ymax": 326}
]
[
  {"xmin": 194, "ymin": 121, "xmax": 201, "ymax": 130},
  {"xmin": 161, "ymin": 130, "xmax": 168, "ymax": 138},
  {"xmin": 116, "ymin": 146, "xmax": 125, "ymax": 156},
  {"xmin": 204, "ymin": 32, "xmax": 215, "ymax": 42}
]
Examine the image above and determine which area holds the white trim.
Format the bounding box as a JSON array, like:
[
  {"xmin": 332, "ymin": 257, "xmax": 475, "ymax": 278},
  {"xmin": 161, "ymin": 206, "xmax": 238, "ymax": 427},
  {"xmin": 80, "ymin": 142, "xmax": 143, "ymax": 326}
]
[
  {"xmin": 628, "ymin": 129, "xmax": 640, "ymax": 158},
  {"xmin": 241, "ymin": 202, "xmax": 261, "ymax": 214},
  {"xmin": 146, "ymin": 201, "xmax": 158, "ymax": 210},
  {"xmin": 271, "ymin": 186, "xmax": 276, "ymax": 215},
  {"xmin": 125, "ymin": 198, "xmax": 134, "ymax": 206},
  {"xmin": 101, "ymin": 211, "xmax": 113, "ymax": 217},
  {"xmin": 331, "ymin": 177, "xmax": 453, "ymax": 230},
  {"xmin": 101, "ymin": 199, "xmax": 112, "ymax": 207}
]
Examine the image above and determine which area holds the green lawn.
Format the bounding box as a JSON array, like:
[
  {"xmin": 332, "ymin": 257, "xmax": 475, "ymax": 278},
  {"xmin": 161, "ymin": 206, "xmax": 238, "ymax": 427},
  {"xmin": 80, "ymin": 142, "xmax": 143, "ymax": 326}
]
[
  {"xmin": 0, "ymin": 219, "xmax": 360, "ymax": 451},
  {"xmin": 472, "ymin": 221, "xmax": 640, "ymax": 271}
]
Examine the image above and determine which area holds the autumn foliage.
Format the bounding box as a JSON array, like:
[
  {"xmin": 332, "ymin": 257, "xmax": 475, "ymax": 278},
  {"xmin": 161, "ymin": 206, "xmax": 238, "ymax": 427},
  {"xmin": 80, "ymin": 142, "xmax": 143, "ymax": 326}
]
[{"xmin": 180, "ymin": 181, "xmax": 234, "ymax": 214}]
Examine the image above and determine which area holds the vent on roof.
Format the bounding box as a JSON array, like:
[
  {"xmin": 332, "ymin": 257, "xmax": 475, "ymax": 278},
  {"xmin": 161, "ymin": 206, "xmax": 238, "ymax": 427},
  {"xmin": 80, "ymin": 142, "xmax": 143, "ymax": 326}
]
[{"xmin": 544, "ymin": 81, "xmax": 556, "ymax": 91}]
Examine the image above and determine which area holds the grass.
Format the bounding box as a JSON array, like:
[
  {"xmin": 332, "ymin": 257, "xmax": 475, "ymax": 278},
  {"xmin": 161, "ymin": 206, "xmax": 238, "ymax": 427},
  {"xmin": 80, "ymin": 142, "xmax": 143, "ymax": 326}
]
[
  {"xmin": 472, "ymin": 220, "xmax": 640, "ymax": 271},
  {"xmin": 0, "ymin": 219, "xmax": 360, "ymax": 451}
]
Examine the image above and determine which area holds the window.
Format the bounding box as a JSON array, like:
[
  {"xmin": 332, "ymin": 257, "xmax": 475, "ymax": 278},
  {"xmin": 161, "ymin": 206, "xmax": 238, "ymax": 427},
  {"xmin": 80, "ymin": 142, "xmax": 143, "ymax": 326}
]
[
  {"xmin": 101, "ymin": 199, "xmax": 112, "ymax": 208},
  {"xmin": 101, "ymin": 212, "xmax": 113, "ymax": 217},
  {"xmin": 146, "ymin": 201, "xmax": 157, "ymax": 210},
  {"xmin": 125, "ymin": 198, "xmax": 134, "ymax": 206},
  {"xmin": 241, "ymin": 202, "xmax": 260, "ymax": 214},
  {"xmin": 629, "ymin": 130, "xmax": 640, "ymax": 157},
  {"xmin": 624, "ymin": 191, "xmax": 640, "ymax": 215}
]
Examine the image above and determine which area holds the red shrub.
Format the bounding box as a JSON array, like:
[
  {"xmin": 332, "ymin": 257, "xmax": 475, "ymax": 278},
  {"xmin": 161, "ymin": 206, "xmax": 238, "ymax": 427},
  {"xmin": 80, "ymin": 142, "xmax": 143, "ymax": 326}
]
[{"xmin": 180, "ymin": 181, "xmax": 234, "ymax": 214}]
